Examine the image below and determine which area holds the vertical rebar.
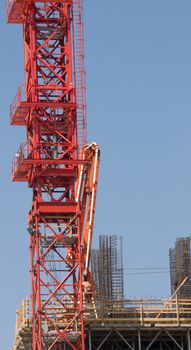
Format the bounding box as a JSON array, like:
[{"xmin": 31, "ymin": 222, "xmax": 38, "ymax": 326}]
[
  {"xmin": 138, "ymin": 330, "xmax": 142, "ymax": 350},
  {"xmin": 91, "ymin": 235, "xmax": 124, "ymax": 304},
  {"xmin": 88, "ymin": 329, "xmax": 92, "ymax": 350},
  {"xmin": 188, "ymin": 330, "xmax": 191, "ymax": 350},
  {"xmin": 169, "ymin": 237, "xmax": 191, "ymax": 298}
]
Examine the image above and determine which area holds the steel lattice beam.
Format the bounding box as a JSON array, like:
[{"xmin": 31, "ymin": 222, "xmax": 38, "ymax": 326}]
[{"xmin": 7, "ymin": 1, "xmax": 87, "ymax": 349}]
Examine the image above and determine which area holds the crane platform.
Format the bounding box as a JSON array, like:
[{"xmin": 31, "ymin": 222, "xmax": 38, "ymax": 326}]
[
  {"xmin": 6, "ymin": 0, "xmax": 27, "ymax": 23},
  {"xmin": 10, "ymin": 86, "xmax": 77, "ymax": 126}
]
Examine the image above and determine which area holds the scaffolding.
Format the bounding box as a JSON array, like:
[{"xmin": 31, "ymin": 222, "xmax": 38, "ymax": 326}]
[
  {"xmin": 91, "ymin": 235, "xmax": 124, "ymax": 303},
  {"xmin": 169, "ymin": 236, "xmax": 191, "ymax": 297},
  {"xmin": 12, "ymin": 297, "xmax": 191, "ymax": 350}
]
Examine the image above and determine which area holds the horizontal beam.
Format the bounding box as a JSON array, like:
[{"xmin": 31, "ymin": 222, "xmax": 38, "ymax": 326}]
[{"xmin": 19, "ymin": 159, "xmax": 90, "ymax": 165}]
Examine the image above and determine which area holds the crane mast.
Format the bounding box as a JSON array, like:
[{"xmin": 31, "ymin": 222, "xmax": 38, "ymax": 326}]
[{"xmin": 6, "ymin": 1, "xmax": 100, "ymax": 349}]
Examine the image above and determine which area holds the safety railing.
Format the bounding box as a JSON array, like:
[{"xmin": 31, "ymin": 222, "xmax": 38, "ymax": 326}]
[
  {"xmin": 13, "ymin": 297, "xmax": 191, "ymax": 328},
  {"xmin": 6, "ymin": 0, "xmax": 14, "ymax": 19},
  {"xmin": 15, "ymin": 298, "xmax": 31, "ymax": 331},
  {"xmin": 12, "ymin": 142, "xmax": 28, "ymax": 176},
  {"xmin": 11, "ymin": 297, "xmax": 191, "ymax": 349},
  {"xmin": 6, "ymin": 0, "xmax": 27, "ymax": 23},
  {"xmin": 12, "ymin": 140, "xmax": 74, "ymax": 177},
  {"xmin": 86, "ymin": 298, "xmax": 191, "ymax": 325},
  {"xmin": 10, "ymin": 85, "xmax": 27, "ymax": 123},
  {"xmin": 12, "ymin": 298, "xmax": 31, "ymax": 350}
]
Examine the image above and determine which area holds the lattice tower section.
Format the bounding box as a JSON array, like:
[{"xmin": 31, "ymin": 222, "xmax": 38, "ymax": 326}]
[{"xmin": 7, "ymin": 1, "xmax": 87, "ymax": 349}]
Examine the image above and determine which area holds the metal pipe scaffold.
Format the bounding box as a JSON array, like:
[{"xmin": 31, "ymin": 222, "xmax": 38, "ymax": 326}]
[{"xmin": 6, "ymin": 1, "xmax": 100, "ymax": 349}]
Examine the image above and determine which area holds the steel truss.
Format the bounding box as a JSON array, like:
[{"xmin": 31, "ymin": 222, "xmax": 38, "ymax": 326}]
[
  {"xmin": 7, "ymin": 1, "xmax": 97, "ymax": 350},
  {"xmin": 88, "ymin": 328, "xmax": 191, "ymax": 350}
]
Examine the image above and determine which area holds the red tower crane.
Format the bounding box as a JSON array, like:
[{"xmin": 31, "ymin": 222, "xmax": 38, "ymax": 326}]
[{"xmin": 6, "ymin": 1, "xmax": 100, "ymax": 349}]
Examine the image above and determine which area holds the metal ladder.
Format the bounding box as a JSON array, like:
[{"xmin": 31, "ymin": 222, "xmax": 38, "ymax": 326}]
[{"xmin": 72, "ymin": 0, "xmax": 87, "ymax": 151}]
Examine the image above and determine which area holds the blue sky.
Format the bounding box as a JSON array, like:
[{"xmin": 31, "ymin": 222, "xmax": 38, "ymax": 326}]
[{"xmin": 1, "ymin": 0, "xmax": 191, "ymax": 348}]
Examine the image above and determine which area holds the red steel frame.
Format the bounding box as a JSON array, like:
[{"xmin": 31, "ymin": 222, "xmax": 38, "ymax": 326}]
[{"xmin": 7, "ymin": 1, "xmax": 88, "ymax": 349}]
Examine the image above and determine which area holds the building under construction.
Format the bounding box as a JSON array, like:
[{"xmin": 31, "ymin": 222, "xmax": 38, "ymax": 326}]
[
  {"xmin": 5, "ymin": 0, "xmax": 191, "ymax": 349},
  {"xmin": 169, "ymin": 236, "xmax": 191, "ymax": 298}
]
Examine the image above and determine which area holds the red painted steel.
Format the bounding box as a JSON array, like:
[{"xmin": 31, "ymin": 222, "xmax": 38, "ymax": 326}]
[{"xmin": 7, "ymin": 1, "xmax": 99, "ymax": 350}]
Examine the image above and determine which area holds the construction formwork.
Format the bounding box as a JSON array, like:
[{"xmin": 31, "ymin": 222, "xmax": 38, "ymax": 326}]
[
  {"xmin": 169, "ymin": 237, "xmax": 191, "ymax": 297},
  {"xmin": 91, "ymin": 235, "xmax": 124, "ymax": 303},
  {"xmin": 12, "ymin": 297, "xmax": 191, "ymax": 350}
]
